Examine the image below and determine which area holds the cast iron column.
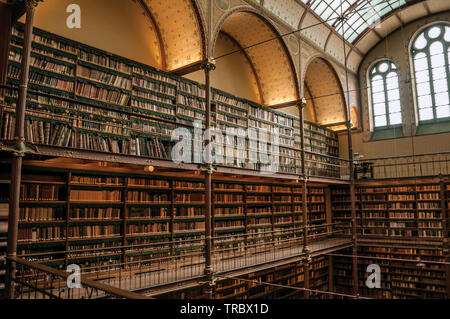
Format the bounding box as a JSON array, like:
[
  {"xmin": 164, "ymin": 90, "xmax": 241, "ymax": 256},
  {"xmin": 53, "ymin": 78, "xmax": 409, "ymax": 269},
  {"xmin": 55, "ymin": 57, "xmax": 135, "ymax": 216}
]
[
  {"xmin": 5, "ymin": 0, "xmax": 39, "ymax": 299},
  {"xmin": 298, "ymin": 98, "xmax": 310, "ymax": 298},
  {"xmin": 440, "ymin": 176, "xmax": 450, "ymax": 298},
  {"xmin": 347, "ymin": 121, "xmax": 358, "ymax": 297},
  {"xmin": 201, "ymin": 58, "xmax": 216, "ymax": 299}
]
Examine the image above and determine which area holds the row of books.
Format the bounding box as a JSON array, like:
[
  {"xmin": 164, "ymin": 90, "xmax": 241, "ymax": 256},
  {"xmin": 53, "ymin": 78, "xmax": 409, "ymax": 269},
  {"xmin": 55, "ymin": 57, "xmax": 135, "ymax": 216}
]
[
  {"xmin": 9, "ymin": 50, "xmax": 74, "ymax": 76},
  {"xmin": 127, "ymin": 223, "xmax": 169, "ymax": 234},
  {"xmin": 128, "ymin": 178, "xmax": 169, "ymax": 188},
  {"xmin": 79, "ymin": 50, "xmax": 132, "ymax": 74},
  {"xmin": 69, "ymin": 225, "xmax": 121, "ymax": 238},
  {"xmin": 18, "ymin": 226, "xmax": 65, "ymax": 242},
  {"xmin": 130, "ymin": 137, "xmax": 171, "ymax": 159},
  {"xmin": 176, "ymin": 207, "xmax": 204, "ymax": 217},
  {"xmin": 76, "ymin": 81, "xmax": 130, "ymax": 106},
  {"xmin": 133, "ymin": 77, "xmax": 176, "ymax": 97},
  {"xmin": 8, "ymin": 64, "xmax": 74, "ymax": 91},
  {"xmin": 173, "ymin": 221, "xmax": 204, "ymax": 231},
  {"xmin": 77, "ymin": 65, "xmax": 132, "ymax": 90},
  {"xmin": 134, "ymin": 88, "xmax": 176, "ymax": 106},
  {"xmin": 174, "ymin": 193, "xmax": 205, "ymax": 203},
  {"xmin": 127, "ymin": 192, "xmax": 169, "ymax": 203},
  {"xmin": 214, "ymin": 194, "xmax": 244, "ymax": 203},
  {"xmin": 175, "ymin": 181, "xmax": 204, "ymax": 189},
  {"xmin": 131, "ymin": 98, "xmax": 176, "ymax": 116},
  {"xmin": 71, "ymin": 176, "xmax": 124, "ymax": 185},
  {"xmin": 71, "ymin": 190, "xmax": 122, "ymax": 202},
  {"xmin": 20, "ymin": 207, "xmax": 65, "ymax": 222},
  {"xmin": 129, "ymin": 207, "xmax": 169, "ymax": 219},
  {"xmin": 132, "ymin": 66, "xmax": 177, "ymax": 86},
  {"xmin": 20, "ymin": 184, "xmax": 62, "ymax": 201},
  {"xmin": 71, "ymin": 207, "xmax": 122, "ymax": 220}
]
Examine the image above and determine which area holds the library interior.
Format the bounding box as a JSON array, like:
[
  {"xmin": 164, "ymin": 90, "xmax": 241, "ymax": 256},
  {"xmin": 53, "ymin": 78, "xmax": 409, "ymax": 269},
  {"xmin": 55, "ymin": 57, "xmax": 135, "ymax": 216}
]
[{"xmin": 0, "ymin": 0, "xmax": 449, "ymax": 300}]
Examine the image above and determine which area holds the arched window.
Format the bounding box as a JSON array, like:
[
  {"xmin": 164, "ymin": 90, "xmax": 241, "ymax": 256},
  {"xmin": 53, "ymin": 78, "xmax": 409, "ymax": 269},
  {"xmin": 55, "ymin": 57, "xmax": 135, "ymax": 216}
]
[
  {"xmin": 369, "ymin": 60, "xmax": 402, "ymax": 128},
  {"xmin": 411, "ymin": 23, "xmax": 450, "ymax": 122}
]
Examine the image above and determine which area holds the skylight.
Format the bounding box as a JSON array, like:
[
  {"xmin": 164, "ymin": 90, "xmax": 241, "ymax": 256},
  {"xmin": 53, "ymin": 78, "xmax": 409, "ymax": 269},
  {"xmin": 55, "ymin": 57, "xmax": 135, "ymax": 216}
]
[{"xmin": 300, "ymin": 0, "xmax": 406, "ymax": 43}]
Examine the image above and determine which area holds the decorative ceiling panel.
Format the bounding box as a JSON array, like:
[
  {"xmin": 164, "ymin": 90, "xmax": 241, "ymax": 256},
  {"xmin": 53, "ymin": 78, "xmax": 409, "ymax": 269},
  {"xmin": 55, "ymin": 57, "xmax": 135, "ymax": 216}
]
[
  {"xmin": 220, "ymin": 11, "xmax": 298, "ymax": 106},
  {"xmin": 325, "ymin": 33, "xmax": 347, "ymax": 64},
  {"xmin": 263, "ymin": 0, "xmax": 305, "ymax": 30},
  {"xmin": 142, "ymin": 0, "xmax": 204, "ymax": 71},
  {"xmin": 347, "ymin": 51, "xmax": 362, "ymax": 73},
  {"xmin": 301, "ymin": 13, "xmax": 330, "ymax": 49},
  {"xmin": 304, "ymin": 58, "xmax": 346, "ymax": 127},
  {"xmin": 427, "ymin": 0, "xmax": 450, "ymax": 12}
]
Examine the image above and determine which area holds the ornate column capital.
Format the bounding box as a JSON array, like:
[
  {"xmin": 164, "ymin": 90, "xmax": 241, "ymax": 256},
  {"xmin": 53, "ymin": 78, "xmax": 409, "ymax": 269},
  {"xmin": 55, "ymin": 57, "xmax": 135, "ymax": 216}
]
[
  {"xmin": 201, "ymin": 57, "xmax": 216, "ymax": 72},
  {"xmin": 25, "ymin": 0, "xmax": 41, "ymax": 10},
  {"xmin": 296, "ymin": 97, "xmax": 307, "ymax": 110}
]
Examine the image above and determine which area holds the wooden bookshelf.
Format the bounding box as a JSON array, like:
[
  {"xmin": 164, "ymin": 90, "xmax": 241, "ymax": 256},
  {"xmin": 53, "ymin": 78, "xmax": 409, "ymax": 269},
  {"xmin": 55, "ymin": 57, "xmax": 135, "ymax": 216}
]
[
  {"xmin": 2, "ymin": 22, "xmax": 340, "ymax": 178},
  {"xmin": 0, "ymin": 164, "xmax": 332, "ymax": 272},
  {"xmin": 333, "ymin": 245, "xmax": 447, "ymax": 299}
]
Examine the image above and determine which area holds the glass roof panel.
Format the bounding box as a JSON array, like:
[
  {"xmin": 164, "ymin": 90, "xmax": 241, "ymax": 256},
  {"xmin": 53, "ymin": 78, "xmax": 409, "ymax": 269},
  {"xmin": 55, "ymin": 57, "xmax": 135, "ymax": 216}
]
[{"xmin": 302, "ymin": 0, "xmax": 407, "ymax": 43}]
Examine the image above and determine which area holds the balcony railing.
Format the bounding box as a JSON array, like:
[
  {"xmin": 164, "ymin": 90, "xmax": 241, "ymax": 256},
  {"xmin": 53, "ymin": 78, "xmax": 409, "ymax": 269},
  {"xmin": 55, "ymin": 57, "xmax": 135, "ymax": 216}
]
[
  {"xmin": 356, "ymin": 152, "xmax": 450, "ymax": 180},
  {"xmin": 7, "ymin": 256, "xmax": 151, "ymax": 299},
  {"xmin": 9, "ymin": 223, "xmax": 350, "ymax": 298}
]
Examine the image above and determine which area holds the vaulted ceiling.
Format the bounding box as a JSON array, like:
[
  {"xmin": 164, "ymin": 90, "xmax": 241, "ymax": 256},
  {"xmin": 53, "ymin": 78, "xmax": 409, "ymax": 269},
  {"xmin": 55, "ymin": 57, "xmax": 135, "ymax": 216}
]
[
  {"xmin": 139, "ymin": 0, "xmax": 205, "ymax": 71},
  {"xmin": 304, "ymin": 58, "xmax": 346, "ymax": 127},
  {"xmin": 216, "ymin": 11, "xmax": 299, "ymax": 107},
  {"xmin": 258, "ymin": 0, "xmax": 450, "ymax": 72}
]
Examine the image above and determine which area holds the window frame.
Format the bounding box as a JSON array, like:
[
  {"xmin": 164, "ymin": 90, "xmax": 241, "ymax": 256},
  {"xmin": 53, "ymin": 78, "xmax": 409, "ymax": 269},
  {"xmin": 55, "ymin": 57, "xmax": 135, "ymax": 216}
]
[
  {"xmin": 410, "ymin": 22, "xmax": 450, "ymax": 124},
  {"xmin": 368, "ymin": 59, "xmax": 403, "ymax": 130}
]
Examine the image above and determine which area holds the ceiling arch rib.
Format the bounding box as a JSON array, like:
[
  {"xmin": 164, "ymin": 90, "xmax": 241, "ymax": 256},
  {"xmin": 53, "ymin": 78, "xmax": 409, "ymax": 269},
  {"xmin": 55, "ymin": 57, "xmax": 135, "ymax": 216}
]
[
  {"xmin": 304, "ymin": 57, "xmax": 347, "ymax": 130},
  {"xmin": 214, "ymin": 11, "xmax": 299, "ymax": 107},
  {"xmin": 139, "ymin": 0, "xmax": 205, "ymax": 72}
]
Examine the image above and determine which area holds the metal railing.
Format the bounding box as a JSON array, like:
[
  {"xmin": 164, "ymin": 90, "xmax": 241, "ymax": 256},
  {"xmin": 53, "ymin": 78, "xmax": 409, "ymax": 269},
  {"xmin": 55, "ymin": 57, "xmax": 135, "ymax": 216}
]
[
  {"xmin": 11, "ymin": 223, "xmax": 350, "ymax": 298},
  {"xmin": 8, "ymin": 256, "xmax": 150, "ymax": 299},
  {"xmin": 357, "ymin": 152, "xmax": 450, "ymax": 180}
]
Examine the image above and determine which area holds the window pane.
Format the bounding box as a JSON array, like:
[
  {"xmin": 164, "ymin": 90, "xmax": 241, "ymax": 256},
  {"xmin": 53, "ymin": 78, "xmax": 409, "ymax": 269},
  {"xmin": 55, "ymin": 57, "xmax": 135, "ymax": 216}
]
[
  {"xmin": 418, "ymin": 95, "xmax": 433, "ymax": 109},
  {"xmin": 419, "ymin": 108, "xmax": 434, "ymax": 121},
  {"xmin": 434, "ymin": 92, "xmax": 449, "ymax": 106},
  {"xmin": 428, "ymin": 26, "xmax": 441, "ymax": 39},
  {"xmin": 417, "ymin": 81, "xmax": 431, "ymax": 96},
  {"xmin": 374, "ymin": 115, "xmax": 387, "ymax": 127},
  {"xmin": 387, "ymin": 89, "xmax": 400, "ymax": 101},
  {"xmin": 389, "ymin": 100, "xmax": 401, "ymax": 113},
  {"xmin": 373, "ymin": 103, "xmax": 386, "ymax": 116},
  {"xmin": 433, "ymin": 79, "xmax": 448, "ymax": 93},
  {"xmin": 379, "ymin": 62, "xmax": 389, "ymax": 73},
  {"xmin": 415, "ymin": 70, "xmax": 430, "ymax": 82},
  {"xmin": 371, "ymin": 75, "xmax": 384, "ymax": 92},
  {"xmin": 414, "ymin": 53, "xmax": 428, "ymax": 71},
  {"xmin": 373, "ymin": 91, "xmax": 385, "ymax": 104},
  {"xmin": 386, "ymin": 73, "xmax": 399, "ymax": 90},
  {"xmin": 414, "ymin": 33, "xmax": 427, "ymax": 50},
  {"xmin": 430, "ymin": 41, "xmax": 443, "ymax": 55},
  {"xmin": 436, "ymin": 106, "xmax": 450, "ymax": 118},
  {"xmin": 432, "ymin": 66, "xmax": 447, "ymax": 81},
  {"xmin": 389, "ymin": 112, "xmax": 402, "ymax": 125},
  {"xmin": 431, "ymin": 53, "xmax": 445, "ymax": 68},
  {"xmin": 445, "ymin": 26, "xmax": 450, "ymax": 42}
]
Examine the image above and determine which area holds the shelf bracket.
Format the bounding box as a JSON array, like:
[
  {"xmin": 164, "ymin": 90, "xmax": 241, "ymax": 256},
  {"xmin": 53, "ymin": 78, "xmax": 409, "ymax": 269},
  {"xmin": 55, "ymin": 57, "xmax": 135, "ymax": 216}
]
[{"xmin": 0, "ymin": 137, "xmax": 38, "ymax": 157}]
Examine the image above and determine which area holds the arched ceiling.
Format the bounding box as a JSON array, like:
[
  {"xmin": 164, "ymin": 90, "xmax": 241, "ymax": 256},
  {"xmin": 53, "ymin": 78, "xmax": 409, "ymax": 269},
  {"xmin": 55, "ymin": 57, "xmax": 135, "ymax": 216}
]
[
  {"xmin": 254, "ymin": 0, "xmax": 450, "ymax": 73},
  {"xmin": 304, "ymin": 58, "xmax": 346, "ymax": 128},
  {"xmin": 353, "ymin": 0, "xmax": 450, "ymax": 54},
  {"xmin": 139, "ymin": 0, "xmax": 204, "ymax": 71},
  {"xmin": 216, "ymin": 11, "xmax": 299, "ymax": 107}
]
